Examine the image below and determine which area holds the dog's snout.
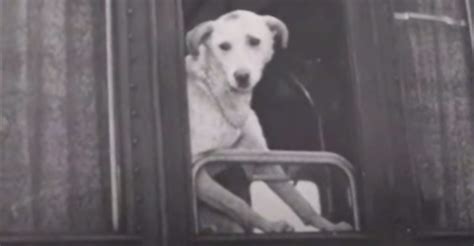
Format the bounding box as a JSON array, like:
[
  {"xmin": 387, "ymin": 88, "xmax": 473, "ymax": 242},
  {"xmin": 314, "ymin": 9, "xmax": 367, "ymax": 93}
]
[{"xmin": 234, "ymin": 70, "xmax": 250, "ymax": 88}]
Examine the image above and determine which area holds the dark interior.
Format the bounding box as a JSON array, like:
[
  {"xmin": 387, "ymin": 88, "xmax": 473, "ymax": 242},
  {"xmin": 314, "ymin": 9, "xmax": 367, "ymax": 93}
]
[{"xmin": 183, "ymin": 0, "xmax": 358, "ymax": 228}]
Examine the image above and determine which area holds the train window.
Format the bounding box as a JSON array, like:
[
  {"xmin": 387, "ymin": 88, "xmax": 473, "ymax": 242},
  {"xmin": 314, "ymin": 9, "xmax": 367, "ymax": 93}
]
[
  {"xmin": 5, "ymin": 0, "xmax": 473, "ymax": 245},
  {"xmin": 106, "ymin": 0, "xmax": 474, "ymax": 244},
  {"xmin": 183, "ymin": 0, "xmax": 362, "ymax": 238},
  {"xmin": 0, "ymin": 0, "xmax": 120, "ymax": 235}
]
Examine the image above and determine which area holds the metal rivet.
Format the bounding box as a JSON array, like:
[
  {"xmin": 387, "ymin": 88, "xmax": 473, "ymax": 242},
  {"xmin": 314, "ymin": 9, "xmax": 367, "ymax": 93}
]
[
  {"xmin": 133, "ymin": 167, "xmax": 139, "ymax": 174},
  {"xmin": 131, "ymin": 110, "xmax": 138, "ymax": 117},
  {"xmin": 129, "ymin": 83, "xmax": 137, "ymax": 90},
  {"xmin": 127, "ymin": 8, "xmax": 133, "ymax": 15},
  {"xmin": 128, "ymin": 34, "xmax": 133, "ymax": 40},
  {"xmin": 136, "ymin": 225, "xmax": 142, "ymax": 232}
]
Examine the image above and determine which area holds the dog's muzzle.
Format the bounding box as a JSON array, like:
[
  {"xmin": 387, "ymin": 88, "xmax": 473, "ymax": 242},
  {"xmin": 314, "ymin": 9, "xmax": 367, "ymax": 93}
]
[{"xmin": 234, "ymin": 69, "xmax": 250, "ymax": 89}]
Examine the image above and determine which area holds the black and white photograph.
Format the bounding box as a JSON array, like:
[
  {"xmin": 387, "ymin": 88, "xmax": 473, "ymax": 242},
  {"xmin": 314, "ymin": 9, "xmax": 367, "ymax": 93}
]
[{"xmin": 0, "ymin": 0, "xmax": 474, "ymax": 245}]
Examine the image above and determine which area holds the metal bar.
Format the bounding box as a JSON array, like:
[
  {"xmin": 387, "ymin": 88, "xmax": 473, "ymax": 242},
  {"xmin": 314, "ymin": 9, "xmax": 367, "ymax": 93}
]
[
  {"xmin": 191, "ymin": 150, "xmax": 360, "ymax": 233},
  {"xmin": 105, "ymin": 0, "xmax": 121, "ymax": 232},
  {"xmin": 194, "ymin": 232, "xmax": 378, "ymax": 243},
  {"xmin": 465, "ymin": 0, "xmax": 474, "ymax": 69},
  {"xmin": 0, "ymin": 234, "xmax": 141, "ymax": 244},
  {"xmin": 415, "ymin": 230, "xmax": 474, "ymax": 239},
  {"xmin": 394, "ymin": 12, "xmax": 467, "ymax": 27}
]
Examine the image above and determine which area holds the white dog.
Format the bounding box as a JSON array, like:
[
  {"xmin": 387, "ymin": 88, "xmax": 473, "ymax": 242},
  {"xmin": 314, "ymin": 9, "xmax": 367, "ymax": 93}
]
[{"xmin": 186, "ymin": 10, "xmax": 352, "ymax": 233}]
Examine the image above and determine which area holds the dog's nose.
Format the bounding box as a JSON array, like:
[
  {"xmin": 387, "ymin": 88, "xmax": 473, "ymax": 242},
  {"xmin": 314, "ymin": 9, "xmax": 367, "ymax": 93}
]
[{"xmin": 234, "ymin": 70, "xmax": 250, "ymax": 88}]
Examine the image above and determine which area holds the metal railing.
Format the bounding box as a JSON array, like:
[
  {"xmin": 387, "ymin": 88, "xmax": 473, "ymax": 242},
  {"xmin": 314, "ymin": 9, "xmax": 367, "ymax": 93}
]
[{"xmin": 192, "ymin": 150, "xmax": 360, "ymax": 233}]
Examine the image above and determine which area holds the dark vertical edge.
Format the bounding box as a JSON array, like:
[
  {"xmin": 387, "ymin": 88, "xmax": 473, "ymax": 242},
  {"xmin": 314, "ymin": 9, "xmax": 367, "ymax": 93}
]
[
  {"xmin": 388, "ymin": 0, "xmax": 425, "ymax": 236},
  {"xmin": 37, "ymin": 0, "xmax": 71, "ymax": 232},
  {"xmin": 436, "ymin": 0, "xmax": 474, "ymax": 229},
  {"xmin": 466, "ymin": 0, "xmax": 474, "ymax": 71},
  {"xmin": 342, "ymin": 1, "xmax": 372, "ymax": 232},
  {"xmin": 25, "ymin": 0, "xmax": 45, "ymax": 231},
  {"xmin": 65, "ymin": 0, "xmax": 111, "ymax": 233},
  {"xmin": 151, "ymin": 0, "xmax": 193, "ymax": 245},
  {"xmin": 343, "ymin": 0, "xmax": 402, "ymax": 237},
  {"xmin": 463, "ymin": 0, "xmax": 474, "ymax": 230},
  {"xmin": 432, "ymin": 1, "xmax": 451, "ymax": 229},
  {"xmin": 0, "ymin": 0, "xmax": 35, "ymax": 232},
  {"xmin": 367, "ymin": 0, "xmax": 398, "ymax": 234},
  {"xmin": 321, "ymin": 0, "xmax": 359, "ymax": 225},
  {"xmin": 127, "ymin": 0, "xmax": 164, "ymax": 241},
  {"xmin": 64, "ymin": 0, "xmax": 77, "ymax": 231}
]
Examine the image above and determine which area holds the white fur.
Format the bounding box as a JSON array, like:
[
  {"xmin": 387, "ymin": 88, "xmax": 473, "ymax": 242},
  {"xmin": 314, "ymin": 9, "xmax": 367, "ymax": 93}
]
[
  {"xmin": 205, "ymin": 11, "xmax": 274, "ymax": 92},
  {"xmin": 187, "ymin": 10, "xmax": 343, "ymax": 233}
]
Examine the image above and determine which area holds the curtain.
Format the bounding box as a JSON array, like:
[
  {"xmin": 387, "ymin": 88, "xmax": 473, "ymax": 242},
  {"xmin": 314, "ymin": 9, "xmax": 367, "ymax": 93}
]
[{"xmin": 0, "ymin": 0, "xmax": 111, "ymax": 233}]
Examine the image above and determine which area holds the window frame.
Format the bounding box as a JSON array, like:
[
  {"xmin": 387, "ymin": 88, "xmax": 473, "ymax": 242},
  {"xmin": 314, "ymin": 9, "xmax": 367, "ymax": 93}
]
[
  {"xmin": 112, "ymin": 0, "xmax": 192, "ymax": 245},
  {"xmin": 151, "ymin": 0, "xmax": 383, "ymax": 245},
  {"xmin": 145, "ymin": 0, "xmax": 474, "ymax": 245}
]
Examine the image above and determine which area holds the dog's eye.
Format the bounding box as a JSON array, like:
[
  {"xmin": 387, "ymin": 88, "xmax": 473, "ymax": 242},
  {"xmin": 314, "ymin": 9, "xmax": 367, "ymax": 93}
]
[
  {"xmin": 219, "ymin": 42, "xmax": 231, "ymax": 51},
  {"xmin": 248, "ymin": 37, "xmax": 260, "ymax": 47}
]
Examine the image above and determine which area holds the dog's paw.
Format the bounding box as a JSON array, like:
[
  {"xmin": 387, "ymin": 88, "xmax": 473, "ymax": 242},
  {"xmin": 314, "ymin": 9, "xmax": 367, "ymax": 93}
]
[
  {"xmin": 262, "ymin": 220, "xmax": 294, "ymax": 233},
  {"xmin": 333, "ymin": 222, "xmax": 353, "ymax": 231},
  {"xmin": 321, "ymin": 221, "xmax": 353, "ymax": 232}
]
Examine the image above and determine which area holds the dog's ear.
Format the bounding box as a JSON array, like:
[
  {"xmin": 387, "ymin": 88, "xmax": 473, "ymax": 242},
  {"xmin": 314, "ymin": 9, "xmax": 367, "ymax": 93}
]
[
  {"xmin": 186, "ymin": 21, "xmax": 214, "ymax": 56},
  {"xmin": 263, "ymin": 15, "xmax": 289, "ymax": 49}
]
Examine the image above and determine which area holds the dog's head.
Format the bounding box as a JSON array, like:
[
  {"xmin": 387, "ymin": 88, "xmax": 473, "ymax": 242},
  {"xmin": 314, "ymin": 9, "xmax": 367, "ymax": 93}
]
[{"xmin": 186, "ymin": 10, "xmax": 289, "ymax": 93}]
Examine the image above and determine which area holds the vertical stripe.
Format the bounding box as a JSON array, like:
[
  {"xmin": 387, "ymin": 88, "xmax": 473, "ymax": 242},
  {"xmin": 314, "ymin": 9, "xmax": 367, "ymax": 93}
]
[
  {"xmin": 0, "ymin": 0, "xmax": 112, "ymax": 233},
  {"xmin": 37, "ymin": 0, "xmax": 70, "ymax": 232},
  {"xmin": 65, "ymin": 0, "xmax": 108, "ymax": 232},
  {"xmin": 0, "ymin": 0, "xmax": 34, "ymax": 232}
]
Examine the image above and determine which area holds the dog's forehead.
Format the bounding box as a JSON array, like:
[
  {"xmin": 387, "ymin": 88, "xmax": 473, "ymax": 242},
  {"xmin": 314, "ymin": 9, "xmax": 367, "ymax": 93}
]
[
  {"xmin": 213, "ymin": 11, "xmax": 270, "ymax": 38},
  {"xmin": 219, "ymin": 10, "xmax": 260, "ymax": 21}
]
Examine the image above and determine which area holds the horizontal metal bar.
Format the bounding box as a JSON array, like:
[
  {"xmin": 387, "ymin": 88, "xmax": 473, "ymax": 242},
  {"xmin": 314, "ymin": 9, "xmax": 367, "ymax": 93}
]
[
  {"xmin": 193, "ymin": 150, "xmax": 356, "ymax": 173},
  {"xmin": 415, "ymin": 230, "xmax": 474, "ymax": 239},
  {"xmin": 192, "ymin": 150, "xmax": 360, "ymax": 233},
  {"xmin": 394, "ymin": 12, "xmax": 467, "ymax": 27},
  {"xmin": 0, "ymin": 234, "xmax": 141, "ymax": 244},
  {"xmin": 194, "ymin": 231, "xmax": 379, "ymax": 243}
]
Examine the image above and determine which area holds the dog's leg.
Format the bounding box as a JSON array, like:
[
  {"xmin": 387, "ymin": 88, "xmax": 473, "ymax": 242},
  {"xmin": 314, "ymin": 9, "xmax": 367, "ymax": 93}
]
[
  {"xmin": 196, "ymin": 168, "xmax": 293, "ymax": 232},
  {"xmin": 248, "ymin": 164, "xmax": 336, "ymax": 229},
  {"xmin": 199, "ymin": 201, "xmax": 245, "ymax": 233},
  {"xmin": 238, "ymin": 112, "xmax": 351, "ymax": 231}
]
